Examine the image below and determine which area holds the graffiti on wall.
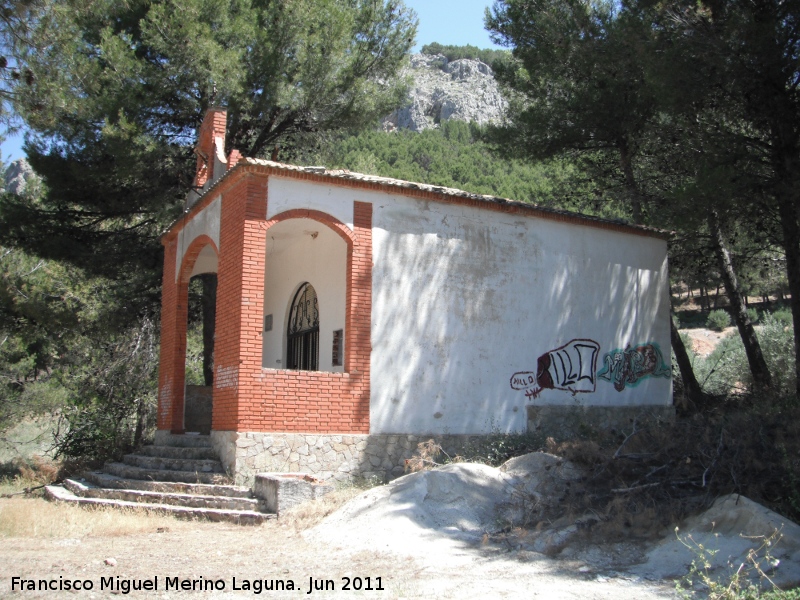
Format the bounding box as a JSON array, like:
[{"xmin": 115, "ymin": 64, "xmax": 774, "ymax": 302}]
[
  {"xmin": 510, "ymin": 339, "xmax": 600, "ymax": 399},
  {"xmin": 596, "ymin": 343, "xmax": 670, "ymax": 392}
]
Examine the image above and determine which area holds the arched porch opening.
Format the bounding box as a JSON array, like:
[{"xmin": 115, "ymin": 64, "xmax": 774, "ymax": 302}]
[{"xmin": 261, "ymin": 216, "xmax": 349, "ymax": 373}]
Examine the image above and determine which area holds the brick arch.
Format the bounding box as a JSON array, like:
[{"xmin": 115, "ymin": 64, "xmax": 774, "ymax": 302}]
[
  {"xmin": 178, "ymin": 234, "xmax": 219, "ymax": 284},
  {"xmin": 265, "ymin": 209, "xmax": 356, "ymax": 249},
  {"xmin": 262, "ymin": 209, "xmax": 355, "ymax": 372},
  {"xmin": 158, "ymin": 234, "xmax": 219, "ymax": 434}
]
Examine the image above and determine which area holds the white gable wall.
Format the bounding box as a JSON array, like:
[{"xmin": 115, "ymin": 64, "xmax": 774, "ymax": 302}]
[{"xmin": 370, "ymin": 195, "xmax": 671, "ymax": 435}]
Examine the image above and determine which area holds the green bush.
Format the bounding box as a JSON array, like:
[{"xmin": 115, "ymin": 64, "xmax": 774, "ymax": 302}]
[
  {"xmin": 693, "ymin": 314, "xmax": 796, "ymax": 397},
  {"xmin": 462, "ymin": 431, "xmax": 546, "ymax": 466},
  {"xmin": 708, "ymin": 309, "xmax": 732, "ymax": 331},
  {"xmin": 747, "ymin": 307, "xmax": 760, "ymax": 324},
  {"xmin": 693, "ymin": 331, "xmax": 744, "ymax": 395},
  {"xmin": 769, "ymin": 307, "xmax": 793, "ymax": 326}
]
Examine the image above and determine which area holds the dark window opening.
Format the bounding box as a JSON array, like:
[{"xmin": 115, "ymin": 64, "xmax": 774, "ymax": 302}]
[
  {"xmin": 332, "ymin": 329, "xmax": 343, "ymax": 367},
  {"xmin": 287, "ymin": 282, "xmax": 319, "ymax": 371}
]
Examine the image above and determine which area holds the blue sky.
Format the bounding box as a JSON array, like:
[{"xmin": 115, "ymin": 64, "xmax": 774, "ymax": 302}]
[
  {"xmin": 405, "ymin": 0, "xmax": 502, "ymax": 52},
  {"xmin": 1, "ymin": 0, "xmax": 503, "ymax": 163}
]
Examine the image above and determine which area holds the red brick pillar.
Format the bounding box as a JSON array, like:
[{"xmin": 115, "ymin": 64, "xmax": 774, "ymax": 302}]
[
  {"xmin": 157, "ymin": 236, "xmax": 188, "ymax": 433},
  {"xmin": 212, "ymin": 173, "xmax": 268, "ymax": 431},
  {"xmin": 346, "ymin": 201, "xmax": 373, "ymax": 429}
]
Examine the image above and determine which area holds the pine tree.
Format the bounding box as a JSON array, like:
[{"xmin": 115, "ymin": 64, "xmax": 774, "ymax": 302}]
[{"xmin": 1, "ymin": 0, "xmax": 416, "ymax": 319}]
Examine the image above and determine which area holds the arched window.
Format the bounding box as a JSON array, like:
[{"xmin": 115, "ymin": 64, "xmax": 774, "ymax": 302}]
[{"xmin": 287, "ymin": 282, "xmax": 319, "ymax": 371}]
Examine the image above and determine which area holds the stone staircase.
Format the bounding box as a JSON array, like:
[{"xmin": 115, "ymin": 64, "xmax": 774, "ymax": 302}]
[{"xmin": 45, "ymin": 434, "xmax": 274, "ymax": 524}]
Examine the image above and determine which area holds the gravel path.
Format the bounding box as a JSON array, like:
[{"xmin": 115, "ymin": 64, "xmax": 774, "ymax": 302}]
[{"xmin": 0, "ymin": 521, "xmax": 676, "ymax": 599}]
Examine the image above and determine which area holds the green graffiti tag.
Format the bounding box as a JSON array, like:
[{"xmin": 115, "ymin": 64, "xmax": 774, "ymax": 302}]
[{"xmin": 597, "ymin": 343, "xmax": 670, "ymax": 392}]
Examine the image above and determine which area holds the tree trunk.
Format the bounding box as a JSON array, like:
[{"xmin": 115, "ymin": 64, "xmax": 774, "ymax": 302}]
[
  {"xmin": 614, "ymin": 144, "xmax": 705, "ymax": 404},
  {"xmin": 200, "ymin": 273, "xmax": 217, "ymax": 387},
  {"xmin": 708, "ymin": 210, "xmax": 772, "ymax": 388},
  {"xmin": 618, "ymin": 138, "xmax": 644, "ymax": 224},
  {"xmin": 777, "ymin": 196, "xmax": 800, "ymax": 396},
  {"xmin": 133, "ymin": 397, "xmax": 146, "ymax": 448},
  {"xmin": 671, "ymin": 313, "xmax": 708, "ymax": 408}
]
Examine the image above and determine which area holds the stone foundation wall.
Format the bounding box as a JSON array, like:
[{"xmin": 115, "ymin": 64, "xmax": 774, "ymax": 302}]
[
  {"xmin": 526, "ymin": 405, "xmax": 675, "ymax": 439},
  {"xmin": 210, "ymin": 430, "xmax": 481, "ymax": 485},
  {"xmin": 205, "ymin": 406, "xmax": 674, "ymax": 485}
]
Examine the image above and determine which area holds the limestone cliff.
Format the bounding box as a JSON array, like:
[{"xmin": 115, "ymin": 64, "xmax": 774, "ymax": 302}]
[
  {"xmin": 382, "ymin": 53, "xmax": 507, "ymax": 132},
  {"xmin": 3, "ymin": 158, "xmax": 37, "ymax": 196}
]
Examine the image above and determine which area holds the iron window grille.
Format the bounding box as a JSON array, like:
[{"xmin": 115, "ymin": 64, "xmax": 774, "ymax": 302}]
[{"xmin": 287, "ymin": 282, "xmax": 319, "ymax": 371}]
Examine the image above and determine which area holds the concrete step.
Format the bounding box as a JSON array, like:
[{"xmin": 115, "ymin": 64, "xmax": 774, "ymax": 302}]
[
  {"xmin": 137, "ymin": 445, "xmax": 219, "ymax": 460},
  {"xmin": 158, "ymin": 434, "xmax": 212, "ymax": 448},
  {"xmin": 122, "ymin": 454, "xmax": 225, "ymax": 474},
  {"xmin": 104, "ymin": 462, "xmax": 232, "ymax": 485},
  {"xmin": 45, "ymin": 484, "xmax": 273, "ymax": 525},
  {"xmin": 82, "ymin": 471, "xmax": 249, "ymax": 498},
  {"xmin": 63, "ymin": 479, "xmax": 263, "ymax": 512}
]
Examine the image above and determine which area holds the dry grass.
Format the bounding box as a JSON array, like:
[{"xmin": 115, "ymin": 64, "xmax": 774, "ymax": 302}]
[
  {"xmin": 0, "ymin": 474, "xmax": 44, "ymax": 496},
  {"xmin": 0, "ymin": 496, "xmax": 191, "ymax": 538},
  {"xmin": 0, "ymin": 467, "xmax": 377, "ymax": 540},
  {"xmin": 0, "ymin": 449, "xmax": 193, "ymax": 540}
]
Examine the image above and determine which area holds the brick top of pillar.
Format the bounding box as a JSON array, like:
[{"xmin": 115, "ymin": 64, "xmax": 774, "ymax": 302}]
[{"xmin": 193, "ymin": 107, "xmax": 228, "ymax": 189}]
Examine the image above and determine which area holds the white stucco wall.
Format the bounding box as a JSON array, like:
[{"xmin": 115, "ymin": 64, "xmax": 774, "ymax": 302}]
[
  {"xmin": 370, "ymin": 194, "xmax": 671, "ymax": 435},
  {"xmin": 175, "ymin": 195, "xmax": 221, "ymax": 279},
  {"xmin": 261, "ymin": 218, "xmax": 347, "ymax": 372},
  {"xmin": 267, "ymin": 177, "xmax": 354, "ymax": 228},
  {"xmin": 261, "ymin": 178, "xmax": 670, "ymax": 435}
]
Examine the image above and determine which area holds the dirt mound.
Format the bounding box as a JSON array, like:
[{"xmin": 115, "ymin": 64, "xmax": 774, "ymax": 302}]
[
  {"xmin": 309, "ymin": 454, "xmax": 800, "ymax": 595},
  {"xmin": 632, "ymin": 494, "xmax": 800, "ymax": 588},
  {"xmin": 308, "ymin": 452, "xmax": 606, "ymax": 563},
  {"xmin": 307, "ymin": 463, "xmax": 520, "ymax": 564}
]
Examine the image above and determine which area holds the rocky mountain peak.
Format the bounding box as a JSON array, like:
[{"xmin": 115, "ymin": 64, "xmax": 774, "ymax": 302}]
[
  {"xmin": 3, "ymin": 158, "xmax": 37, "ymax": 196},
  {"xmin": 382, "ymin": 53, "xmax": 507, "ymax": 132}
]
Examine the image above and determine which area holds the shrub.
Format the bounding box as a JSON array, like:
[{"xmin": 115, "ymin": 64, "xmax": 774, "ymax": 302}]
[
  {"xmin": 757, "ymin": 314, "xmax": 797, "ymax": 398},
  {"xmin": 747, "ymin": 307, "xmax": 760, "ymax": 324},
  {"xmin": 53, "ymin": 318, "xmax": 159, "ymax": 461},
  {"xmin": 693, "ymin": 313, "xmax": 796, "ymax": 397},
  {"xmin": 676, "ymin": 529, "xmax": 794, "ymax": 600},
  {"xmin": 708, "ymin": 309, "xmax": 732, "ymax": 331},
  {"xmin": 462, "ymin": 431, "xmax": 546, "ymax": 466},
  {"xmin": 769, "ymin": 308, "xmax": 793, "ymax": 326}
]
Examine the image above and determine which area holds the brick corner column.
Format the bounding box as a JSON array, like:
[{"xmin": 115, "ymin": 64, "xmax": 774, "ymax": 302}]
[
  {"xmin": 347, "ymin": 200, "xmax": 373, "ymax": 432},
  {"xmin": 212, "ymin": 174, "xmax": 268, "ymax": 431}
]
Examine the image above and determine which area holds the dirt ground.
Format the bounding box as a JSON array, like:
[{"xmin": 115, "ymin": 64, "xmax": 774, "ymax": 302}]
[
  {"xmin": 0, "ymin": 494, "xmax": 679, "ymax": 600},
  {"xmin": 681, "ymin": 326, "xmax": 735, "ymax": 357}
]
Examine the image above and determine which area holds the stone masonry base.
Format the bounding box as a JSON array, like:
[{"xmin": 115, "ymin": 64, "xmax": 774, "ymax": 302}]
[
  {"xmin": 156, "ymin": 405, "xmax": 675, "ymax": 486},
  {"xmin": 209, "ymin": 431, "xmax": 484, "ymax": 486}
]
